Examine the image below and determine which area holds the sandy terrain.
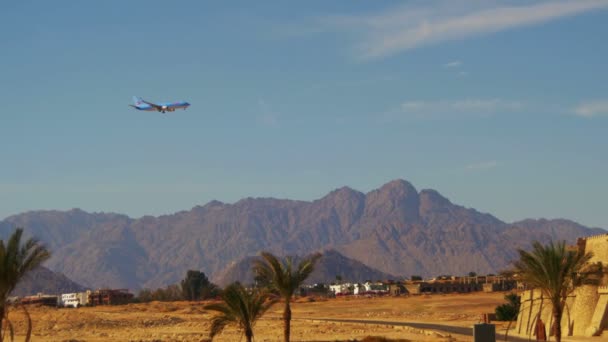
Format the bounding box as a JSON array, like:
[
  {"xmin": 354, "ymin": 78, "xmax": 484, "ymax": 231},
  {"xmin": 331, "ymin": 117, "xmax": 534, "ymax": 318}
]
[{"xmin": 3, "ymin": 292, "xmax": 594, "ymax": 342}]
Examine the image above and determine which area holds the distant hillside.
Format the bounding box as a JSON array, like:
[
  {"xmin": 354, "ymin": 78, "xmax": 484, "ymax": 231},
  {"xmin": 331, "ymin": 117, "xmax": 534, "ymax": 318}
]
[
  {"xmin": 214, "ymin": 249, "xmax": 397, "ymax": 286},
  {"xmin": 0, "ymin": 179, "xmax": 604, "ymax": 290},
  {"xmin": 13, "ymin": 267, "xmax": 86, "ymax": 297}
]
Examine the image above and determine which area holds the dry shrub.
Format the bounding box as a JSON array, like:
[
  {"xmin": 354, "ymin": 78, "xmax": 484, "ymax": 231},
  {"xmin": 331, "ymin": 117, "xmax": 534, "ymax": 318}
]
[
  {"xmin": 180, "ymin": 305, "xmax": 206, "ymax": 314},
  {"xmin": 359, "ymin": 337, "xmax": 411, "ymax": 342},
  {"xmin": 152, "ymin": 302, "xmax": 180, "ymax": 312},
  {"xmin": 296, "ymin": 296, "xmax": 317, "ymax": 303}
]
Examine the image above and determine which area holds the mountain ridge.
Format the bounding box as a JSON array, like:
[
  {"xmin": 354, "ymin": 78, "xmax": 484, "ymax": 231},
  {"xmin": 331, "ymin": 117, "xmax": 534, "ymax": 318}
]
[{"xmin": 0, "ymin": 179, "xmax": 604, "ymax": 291}]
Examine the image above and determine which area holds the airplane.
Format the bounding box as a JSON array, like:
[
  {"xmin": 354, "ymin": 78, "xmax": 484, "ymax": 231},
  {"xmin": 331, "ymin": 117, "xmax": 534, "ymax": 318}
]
[{"xmin": 129, "ymin": 96, "xmax": 190, "ymax": 113}]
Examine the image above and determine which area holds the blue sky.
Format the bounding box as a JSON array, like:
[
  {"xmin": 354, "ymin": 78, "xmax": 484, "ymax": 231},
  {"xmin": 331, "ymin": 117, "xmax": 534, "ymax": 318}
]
[{"xmin": 1, "ymin": 0, "xmax": 607, "ymax": 228}]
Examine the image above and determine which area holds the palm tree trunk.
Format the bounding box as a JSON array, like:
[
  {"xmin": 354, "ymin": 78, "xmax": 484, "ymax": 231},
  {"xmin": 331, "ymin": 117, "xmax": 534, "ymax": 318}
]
[
  {"xmin": 553, "ymin": 304, "xmax": 563, "ymax": 342},
  {"xmin": 245, "ymin": 327, "xmax": 253, "ymax": 342},
  {"xmin": 21, "ymin": 304, "xmax": 32, "ymax": 342},
  {"xmin": 504, "ymin": 319, "xmax": 513, "ymax": 341},
  {"xmin": 283, "ymin": 301, "xmax": 291, "ymax": 342}
]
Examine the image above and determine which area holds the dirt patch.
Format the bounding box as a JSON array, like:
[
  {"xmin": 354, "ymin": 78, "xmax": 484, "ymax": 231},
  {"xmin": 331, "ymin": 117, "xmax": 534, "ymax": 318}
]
[{"xmin": 6, "ymin": 292, "xmax": 510, "ymax": 341}]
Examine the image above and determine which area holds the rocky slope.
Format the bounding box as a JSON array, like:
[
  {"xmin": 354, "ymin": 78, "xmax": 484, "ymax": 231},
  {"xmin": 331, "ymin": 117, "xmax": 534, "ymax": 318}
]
[
  {"xmin": 13, "ymin": 267, "xmax": 86, "ymax": 297},
  {"xmin": 214, "ymin": 249, "xmax": 397, "ymax": 286},
  {"xmin": 0, "ymin": 179, "xmax": 604, "ymax": 290}
]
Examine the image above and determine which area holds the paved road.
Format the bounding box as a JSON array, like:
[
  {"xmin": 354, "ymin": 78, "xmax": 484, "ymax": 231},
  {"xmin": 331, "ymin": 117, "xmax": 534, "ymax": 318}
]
[{"xmin": 295, "ymin": 317, "xmax": 532, "ymax": 342}]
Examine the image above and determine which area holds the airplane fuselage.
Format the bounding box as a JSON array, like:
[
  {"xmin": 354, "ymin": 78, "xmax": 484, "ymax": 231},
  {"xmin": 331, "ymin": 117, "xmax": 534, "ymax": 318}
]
[
  {"xmin": 133, "ymin": 102, "xmax": 190, "ymax": 113},
  {"xmin": 130, "ymin": 98, "xmax": 190, "ymax": 113}
]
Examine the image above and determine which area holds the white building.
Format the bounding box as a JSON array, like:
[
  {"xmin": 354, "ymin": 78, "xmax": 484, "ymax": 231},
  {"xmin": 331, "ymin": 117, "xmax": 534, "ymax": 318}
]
[
  {"xmin": 354, "ymin": 281, "xmax": 388, "ymax": 295},
  {"xmin": 60, "ymin": 291, "xmax": 89, "ymax": 308},
  {"xmin": 329, "ymin": 283, "xmax": 353, "ymax": 295},
  {"xmin": 353, "ymin": 283, "xmax": 367, "ymax": 295}
]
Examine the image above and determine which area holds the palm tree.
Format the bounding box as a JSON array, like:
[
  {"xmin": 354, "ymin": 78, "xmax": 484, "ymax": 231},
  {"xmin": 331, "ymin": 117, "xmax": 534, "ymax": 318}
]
[
  {"xmin": 0, "ymin": 228, "xmax": 51, "ymax": 341},
  {"xmin": 513, "ymin": 240, "xmax": 592, "ymax": 342},
  {"xmin": 204, "ymin": 282, "xmax": 276, "ymax": 342},
  {"xmin": 253, "ymin": 251, "xmax": 321, "ymax": 342}
]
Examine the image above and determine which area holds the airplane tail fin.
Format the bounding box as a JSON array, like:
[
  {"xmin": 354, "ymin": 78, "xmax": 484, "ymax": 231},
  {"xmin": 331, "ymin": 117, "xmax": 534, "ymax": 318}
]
[{"xmin": 132, "ymin": 96, "xmax": 143, "ymax": 106}]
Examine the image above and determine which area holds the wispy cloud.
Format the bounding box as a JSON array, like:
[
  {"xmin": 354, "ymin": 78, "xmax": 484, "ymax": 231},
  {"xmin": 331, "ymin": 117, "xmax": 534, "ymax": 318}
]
[
  {"xmin": 574, "ymin": 100, "xmax": 608, "ymax": 117},
  {"xmin": 319, "ymin": 0, "xmax": 608, "ymax": 60},
  {"xmin": 467, "ymin": 161, "xmax": 498, "ymax": 170},
  {"xmin": 443, "ymin": 60, "xmax": 462, "ymax": 68}
]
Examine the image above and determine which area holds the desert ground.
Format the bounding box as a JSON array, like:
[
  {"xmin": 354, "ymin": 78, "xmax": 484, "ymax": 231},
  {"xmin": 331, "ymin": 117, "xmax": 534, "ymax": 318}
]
[{"xmin": 4, "ymin": 292, "xmax": 605, "ymax": 342}]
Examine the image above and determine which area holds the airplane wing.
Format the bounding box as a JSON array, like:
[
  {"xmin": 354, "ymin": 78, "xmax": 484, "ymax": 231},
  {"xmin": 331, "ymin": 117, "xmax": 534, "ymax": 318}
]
[{"xmin": 141, "ymin": 100, "xmax": 163, "ymax": 110}]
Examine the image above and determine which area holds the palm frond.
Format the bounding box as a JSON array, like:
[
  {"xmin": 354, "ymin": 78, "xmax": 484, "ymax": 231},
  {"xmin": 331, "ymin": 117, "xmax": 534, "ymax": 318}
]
[
  {"xmin": 514, "ymin": 240, "xmax": 593, "ymax": 303},
  {"xmin": 0, "ymin": 228, "xmax": 51, "ymax": 341},
  {"xmin": 295, "ymin": 253, "xmax": 322, "ymax": 284},
  {"xmin": 204, "ymin": 282, "xmax": 275, "ymax": 341},
  {"xmin": 255, "ymin": 252, "xmax": 288, "ymax": 291},
  {"xmin": 208, "ymin": 315, "xmax": 231, "ymax": 339},
  {"xmin": 254, "ymin": 251, "xmax": 322, "ymax": 299}
]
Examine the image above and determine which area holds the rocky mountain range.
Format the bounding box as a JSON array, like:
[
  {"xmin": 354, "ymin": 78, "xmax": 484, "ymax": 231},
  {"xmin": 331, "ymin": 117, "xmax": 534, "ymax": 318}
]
[{"xmin": 0, "ymin": 179, "xmax": 604, "ymax": 291}]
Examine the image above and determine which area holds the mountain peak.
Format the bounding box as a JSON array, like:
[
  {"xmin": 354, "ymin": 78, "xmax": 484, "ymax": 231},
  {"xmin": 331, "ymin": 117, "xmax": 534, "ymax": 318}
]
[
  {"xmin": 204, "ymin": 200, "xmax": 225, "ymax": 208},
  {"xmin": 376, "ymin": 179, "xmax": 417, "ymax": 194},
  {"xmin": 191, "ymin": 200, "xmax": 225, "ymax": 214},
  {"xmin": 322, "ymin": 186, "xmax": 364, "ymax": 202},
  {"xmin": 365, "ymin": 179, "xmax": 420, "ymax": 220}
]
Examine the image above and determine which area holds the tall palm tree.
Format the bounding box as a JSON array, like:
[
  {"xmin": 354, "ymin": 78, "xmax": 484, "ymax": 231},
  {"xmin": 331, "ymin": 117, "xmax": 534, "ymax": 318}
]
[
  {"xmin": 513, "ymin": 240, "xmax": 592, "ymax": 342},
  {"xmin": 253, "ymin": 251, "xmax": 321, "ymax": 342},
  {"xmin": 0, "ymin": 228, "xmax": 51, "ymax": 341},
  {"xmin": 204, "ymin": 282, "xmax": 276, "ymax": 342}
]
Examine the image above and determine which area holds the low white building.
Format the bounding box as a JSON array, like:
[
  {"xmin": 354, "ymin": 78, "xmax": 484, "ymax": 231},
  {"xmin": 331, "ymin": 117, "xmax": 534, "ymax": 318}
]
[
  {"xmin": 353, "ymin": 283, "xmax": 366, "ymax": 295},
  {"xmin": 329, "ymin": 283, "xmax": 353, "ymax": 295},
  {"xmin": 60, "ymin": 291, "xmax": 89, "ymax": 308},
  {"xmin": 354, "ymin": 281, "xmax": 388, "ymax": 295}
]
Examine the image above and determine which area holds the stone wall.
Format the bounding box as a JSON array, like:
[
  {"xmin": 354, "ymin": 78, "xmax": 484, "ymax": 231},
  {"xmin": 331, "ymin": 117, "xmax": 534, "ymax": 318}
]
[
  {"xmin": 516, "ymin": 286, "xmax": 608, "ymax": 338},
  {"xmin": 514, "ymin": 233, "xmax": 608, "ymax": 338},
  {"xmin": 570, "ymin": 285, "xmax": 599, "ymax": 335},
  {"xmin": 587, "ymin": 286, "xmax": 608, "ymax": 336},
  {"xmin": 585, "ymin": 233, "xmax": 608, "ymax": 265},
  {"xmin": 515, "ymin": 289, "xmax": 554, "ymax": 339}
]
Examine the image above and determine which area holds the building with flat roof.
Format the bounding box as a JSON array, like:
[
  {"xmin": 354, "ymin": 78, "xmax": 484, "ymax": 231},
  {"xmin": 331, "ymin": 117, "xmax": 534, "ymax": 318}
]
[
  {"xmin": 20, "ymin": 293, "xmax": 58, "ymax": 307},
  {"xmin": 88, "ymin": 289, "xmax": 133, "ymax": 305}
]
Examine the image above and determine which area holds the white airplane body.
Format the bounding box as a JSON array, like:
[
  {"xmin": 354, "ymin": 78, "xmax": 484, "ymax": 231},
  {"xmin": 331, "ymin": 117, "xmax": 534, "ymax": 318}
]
[{"xmin": 129, "ymin": 96, "xmax": 190, "ymax": 113}]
